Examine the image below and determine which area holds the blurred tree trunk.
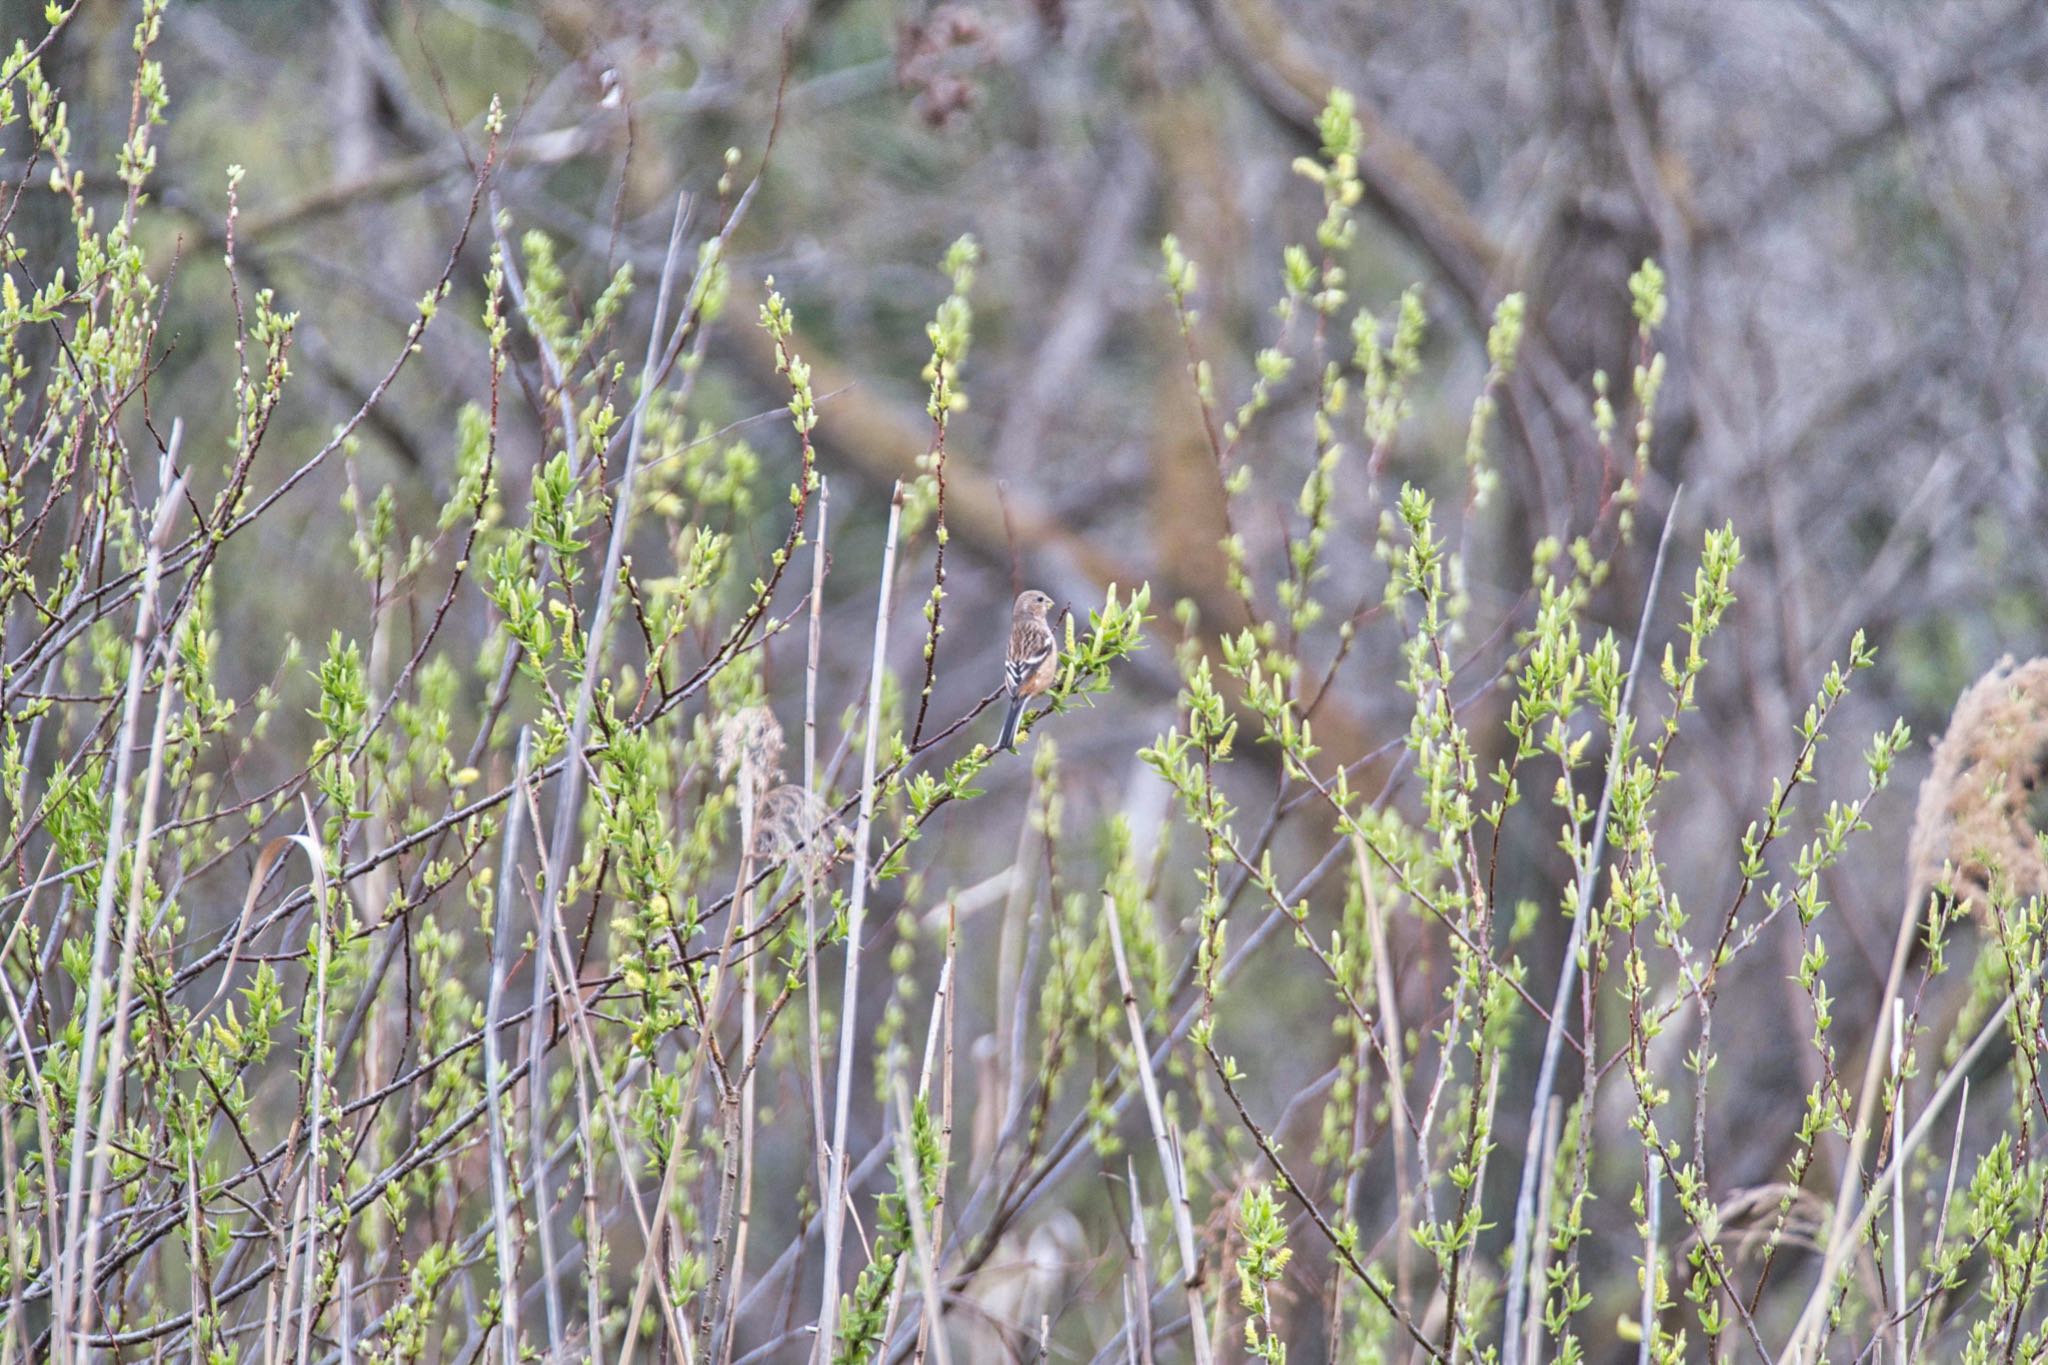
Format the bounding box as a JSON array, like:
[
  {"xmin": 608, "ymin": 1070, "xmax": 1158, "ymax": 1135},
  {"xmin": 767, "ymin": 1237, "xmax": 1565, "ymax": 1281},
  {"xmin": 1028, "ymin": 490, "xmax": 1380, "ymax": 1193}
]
[
  {"xmin": 1533, "ymin": 0, "xmax": 1657, "ymax": 438},
  {"xmin": 1141, "ymin": 79, "xmax": 1252, "ymax": 641}
]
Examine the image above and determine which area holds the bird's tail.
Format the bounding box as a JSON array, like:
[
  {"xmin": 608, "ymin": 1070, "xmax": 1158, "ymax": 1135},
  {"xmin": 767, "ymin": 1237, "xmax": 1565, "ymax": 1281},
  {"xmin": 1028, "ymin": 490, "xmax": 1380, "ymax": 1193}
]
[{"xmin": 998, "ymin": 694, "xmax": 1026, "ymax": 752}]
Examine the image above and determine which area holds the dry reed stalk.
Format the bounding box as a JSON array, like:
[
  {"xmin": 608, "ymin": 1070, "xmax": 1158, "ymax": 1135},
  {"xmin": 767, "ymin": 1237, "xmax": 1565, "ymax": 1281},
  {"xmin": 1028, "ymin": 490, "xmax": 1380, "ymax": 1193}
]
[
  {"xmin": 1105, "ymin": 892, "xmax": 1215, "ymax": 1365},
  {"xmin": 817, "ymin": 482, "xmax": 907, "ymax": 1359}
]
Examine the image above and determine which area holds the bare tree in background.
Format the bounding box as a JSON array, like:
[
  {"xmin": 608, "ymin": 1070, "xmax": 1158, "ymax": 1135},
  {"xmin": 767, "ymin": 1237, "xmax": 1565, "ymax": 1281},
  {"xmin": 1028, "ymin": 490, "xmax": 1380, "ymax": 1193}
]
[{"xmin": 8, "ymin": 0, "xmax": 2048, "ymax": 1360}]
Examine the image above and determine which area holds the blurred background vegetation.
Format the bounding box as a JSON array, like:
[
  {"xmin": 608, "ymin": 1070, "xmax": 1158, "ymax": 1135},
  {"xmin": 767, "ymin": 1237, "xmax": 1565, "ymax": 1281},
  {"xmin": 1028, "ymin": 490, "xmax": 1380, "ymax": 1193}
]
[
  {"xmin": 11, "ymin": 0, "xmax": 2041, "ymax": 859},
  {"xmin": 9, "ymin": 0, "xmax": 2048, "ymax": 1359}
]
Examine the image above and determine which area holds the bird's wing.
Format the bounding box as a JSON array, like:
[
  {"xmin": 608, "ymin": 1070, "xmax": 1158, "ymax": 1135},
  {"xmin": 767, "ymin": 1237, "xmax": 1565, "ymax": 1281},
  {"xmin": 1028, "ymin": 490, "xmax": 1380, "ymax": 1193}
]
[{"xmin": 1005, "ymin": 618, "xmax": 1055, "ymax": 695}]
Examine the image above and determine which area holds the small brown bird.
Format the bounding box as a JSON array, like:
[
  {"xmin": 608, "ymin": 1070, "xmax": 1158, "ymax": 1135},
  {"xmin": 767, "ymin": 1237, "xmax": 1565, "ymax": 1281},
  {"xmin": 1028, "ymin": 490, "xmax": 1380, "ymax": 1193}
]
[{"xmin": 998, "ymin": 589, "xmax": 1058, "ymax": 752}]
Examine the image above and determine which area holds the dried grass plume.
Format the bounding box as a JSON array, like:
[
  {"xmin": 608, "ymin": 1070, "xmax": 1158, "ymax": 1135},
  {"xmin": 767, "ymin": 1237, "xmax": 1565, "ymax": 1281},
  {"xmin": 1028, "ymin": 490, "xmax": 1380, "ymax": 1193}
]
[
  {"xmin": 717, "ymin": 704, "xmax": 786, "ymax": 785},
  {"xmin": 752, "ymin": 783, "xmax": 843, "ymax": 885},
  {"xmin": 1905, "ymin": 655, "xmax": 2048, "ymax": 915}
]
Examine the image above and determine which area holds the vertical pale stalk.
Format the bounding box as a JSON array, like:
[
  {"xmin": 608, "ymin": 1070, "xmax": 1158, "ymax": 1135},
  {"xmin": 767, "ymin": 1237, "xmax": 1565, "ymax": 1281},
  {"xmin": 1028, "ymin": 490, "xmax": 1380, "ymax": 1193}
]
[
  {"xmin": 60, "ymin": 442, "xmax": 183, "ymax": 1361},
  {"xmin": 79, "ymin": 563, "xmax": 183, "ymax": 1334},
  {"xmin": 1105, "ymin": 892, "xmax": 1215, "ymax": 1365},
  {"xmin": 1637, "ymin": 1148, "xmax": 1658, "ymax": 1365},
  {"xmin": 1126, "ymin": 1157, "xmax": 1156, "ymax": 1365},
  {"xmin": 883, "ymin": 933, "xmax": 957, "ymax": 1353},
  {"xmin": 183, "ymin": 1148, "xmax": 204, "ymax": 1365},
  {"xmin": 922, "ymin": 909, "xmax": 958, "ymax": 1365},
  {"xmin": 265, "ymin": 806, "xmax": 330, "ymax": 1365},
  {"xmin": 0, "ymin": 855, "xmax": 58, "ymax": 1364},
  {"xmin": 1787, "ymin": 969, "xmax": 2032, "ymax": 1355},
  {"xmin": 521, "ymin": 821, "xmax": 561, "ymax": 1346},
  {"xmin": 294, "ymin": 794, "xmax": 333, "ymax": 1365},
  {"xmin": 1467, "ymin": 1059, "xmax": 1505, "ymax": 1357},
  {"xmin": 485, "ymin": 731, "xmax": 532, "ymax": 1365},
  {"xmin": 1522, "ymin": 1098, "xmax": 1563, "ymax": 1365},
  {"xmin": 1358, "ymin": 854, "xmax": 1413, "ymax": 1306},
  {"xmin": 891, "ymin": 1075, "xmax": 953, "ymax": 1365},
  {"xmin": 1908, "ymin": 1080, "xmax": 1968, "ymax": 1362},
  {"xmin": 816, "ymin": 483, "xmax": 905, "ymax": 1360},
  {"xmin": 804, "ymin": 480, "xmax": 832, "ymax": 1195},
  {"xmin": 1788, "ymin": 930, "xmax": 1915, "ymax": 1360},
  {"xmin": 267, "ymin": 1198, "xmax": 293, "ymax": 1365},
  {"xmin": 339, "ymin": 1259, "xmax": 356, "ymax": 1365},
  {"xmin": 347, "ymin": 469, "xmax": 403, "ymax": 1161},
  {"xmin": 1891, "ymin": 997, "xmax": 1907, "ymax": 1361},
  {"xmin": 568, "ymin": 1010, "xmax": 608, "ymax": 1365},
  {"xmin": 532, "ymin": 188, "xmax": 692, "ymax": 1347},
  {"xmin": 1, "ymin": 1078, "xmax": 19, "ymax": 1365},
  {"xmin": 515, "ymin": 780, "xmax": 689, "ymax": 1365},
  {"xmin": 1503, "ymin": 489, "xmax": 1682, "ymax": 1365},
  {"xmin": 718, "ymin": 750, "xmax": 762, "ymax": 1364},
  {"xmin": 993, "ymin": 774, "xmax": 1038, "ymax": 1146},
  {"xmin": 613, "ymin": 1095, "xmax": 702, "ymax": 1365}
]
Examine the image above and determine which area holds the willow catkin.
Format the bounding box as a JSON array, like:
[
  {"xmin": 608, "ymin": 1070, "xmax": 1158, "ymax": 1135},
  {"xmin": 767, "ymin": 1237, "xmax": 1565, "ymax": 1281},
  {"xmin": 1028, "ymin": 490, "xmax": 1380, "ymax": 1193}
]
[{"xmin": 1904, "ymin": 655, "xmax": 2048, "ymax": 916}]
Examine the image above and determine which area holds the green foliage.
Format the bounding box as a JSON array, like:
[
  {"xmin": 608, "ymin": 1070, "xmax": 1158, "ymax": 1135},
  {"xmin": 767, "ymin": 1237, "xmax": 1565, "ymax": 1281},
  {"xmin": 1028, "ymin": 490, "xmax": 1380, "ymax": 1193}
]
[
  {"xmin": 4, "ymin": 35, "xmax": 2042, "ymax": 1365},
  {"xmin": 833, "ymin": 1093, "xmax": 945, "ymax": 1364}
]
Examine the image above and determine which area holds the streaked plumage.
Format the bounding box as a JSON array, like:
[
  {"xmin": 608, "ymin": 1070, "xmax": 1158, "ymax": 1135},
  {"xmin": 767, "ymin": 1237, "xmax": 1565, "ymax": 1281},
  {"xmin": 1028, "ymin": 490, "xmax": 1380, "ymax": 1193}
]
[{"xmin": 999, "ymin": 590, "xmax": 1058, "ymax": 752}]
